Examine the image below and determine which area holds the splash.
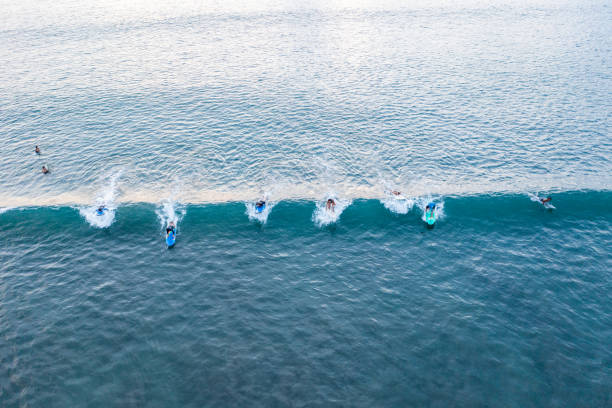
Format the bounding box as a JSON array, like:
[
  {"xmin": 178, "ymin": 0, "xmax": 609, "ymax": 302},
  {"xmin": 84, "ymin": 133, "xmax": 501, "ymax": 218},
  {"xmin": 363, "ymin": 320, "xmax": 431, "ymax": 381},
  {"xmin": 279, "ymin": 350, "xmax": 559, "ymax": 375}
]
[
  {"xmin": 0, "ymin": 207, "xmax": 14, "ymax": 215},
  {"xmin": 416, "ymin": 196, "xmax": 446, "ymax": 223},
  {"xmin": 79, "ymin": 171, "xmax": 122, "ymax": 228},
  {"xmin": 528, "ymin": 192, "xmax": 556, "ymax": 210},
  {"xmin": 381, "ymin": 189, "xmax": 414, "ymax": 215},
  {"xmin": 313, "ymin": 193, "xmax": 351, "ymax": 228},
  {"xmin": 156, "ymin": 198, "xmax": 186, "ymax": 231},
  {"xmin": 245, "ymin": 193, "xmax": 275, "ymax": 224}
]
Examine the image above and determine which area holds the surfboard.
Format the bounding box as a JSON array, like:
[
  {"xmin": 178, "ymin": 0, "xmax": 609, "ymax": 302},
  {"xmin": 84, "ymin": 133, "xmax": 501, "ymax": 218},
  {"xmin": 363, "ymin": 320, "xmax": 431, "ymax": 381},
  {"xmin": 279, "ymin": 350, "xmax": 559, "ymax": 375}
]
[
  {"xmin": 425, "ymin": 209, "xmax": 436, "ymax": 226},
  {"xmin": 166, "ymin": 230, "xmax": 176, "ymax": 247},
  {"xmin": 425, "ymin": 202, "xmax": 436, "ymax": 226},
  {"xmin": 542, "ymin": 201, "xmax": 556, "ymax": 210}
]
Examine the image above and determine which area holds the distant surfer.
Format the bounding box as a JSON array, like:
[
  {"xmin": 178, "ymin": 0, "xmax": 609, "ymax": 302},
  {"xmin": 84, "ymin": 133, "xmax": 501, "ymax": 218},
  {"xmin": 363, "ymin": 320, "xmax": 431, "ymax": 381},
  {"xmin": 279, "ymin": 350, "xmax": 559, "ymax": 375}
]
[
  {"xmin": 35, "ymin": 145, "xmax": 40, "ymax": 154},
  {"xmin": 326, "ymin": 198, "xmax": 336, "ymax": 212},
  {"xmin": 530, "ymin": 193, "xmax": 555, "ymax": 210},
  {"xmin": 255, "ymin": 200, "xmax": 266, "ymax": 213},
  {"xmin": 96, "ymin": 206, "xmax": 107, "ymax": 216},
  {"xmin": 166, "ymin": 221, "xmax": 177, "ymax": 247},
  {"xmin": 41, "ymin": 165, "xmax": 49, "ymax": 174},
  {"xmin": 540, "ymin": 196, "xmax": 552, "ymax": 204},
  {"xmin": 392, "ymin": 190, "xmax": 401, "ymax": 196},
  {"xmin": 166, "ymin": 221, "xmax": 176, "ymax": 235},
  {"xmin": 425, "ymin": 202, "xmax": 436, "ymax": 227}
]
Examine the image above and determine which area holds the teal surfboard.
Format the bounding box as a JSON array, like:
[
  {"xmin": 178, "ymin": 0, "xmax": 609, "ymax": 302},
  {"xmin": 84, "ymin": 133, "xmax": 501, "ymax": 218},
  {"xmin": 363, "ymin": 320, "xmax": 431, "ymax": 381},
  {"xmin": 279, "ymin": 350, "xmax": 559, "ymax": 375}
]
[{"xmin": 425, "ymin": 209, "xmax": 436, "ymax": 225}]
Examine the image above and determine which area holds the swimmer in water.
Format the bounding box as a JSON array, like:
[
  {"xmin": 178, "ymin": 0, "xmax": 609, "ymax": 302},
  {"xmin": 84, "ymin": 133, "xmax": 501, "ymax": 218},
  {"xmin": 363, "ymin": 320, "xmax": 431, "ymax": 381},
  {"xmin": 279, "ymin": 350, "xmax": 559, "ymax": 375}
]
[
  {"xmin": 426, "ymin": 202, "xmax": 436, "ymax": 212},
  {"xmin": 326, "ymin": 198, "xmax": 336, "ymax": 212},
  {"xmin": 540, "ymin": 196, "xmax": 552, "ymax": 204},
  {"xmin": 35, "ymin": 145, "xmax": 40, "ymax": 154},
  {"xmin": 42, "ymin": 166, "xmax": 49, "ymax": 174},
  {"xmin": 166, "ymin": 221, "xmax": 176, "ymax": 235}
]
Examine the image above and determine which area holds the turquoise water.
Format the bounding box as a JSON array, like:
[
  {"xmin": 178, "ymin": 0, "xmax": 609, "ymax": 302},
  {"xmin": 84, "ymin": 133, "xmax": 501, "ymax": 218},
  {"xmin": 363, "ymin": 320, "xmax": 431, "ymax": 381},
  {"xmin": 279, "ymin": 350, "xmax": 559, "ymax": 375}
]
[{"xmin": 1, "ymin": 0, "xmax": 611, "ymax": 406}]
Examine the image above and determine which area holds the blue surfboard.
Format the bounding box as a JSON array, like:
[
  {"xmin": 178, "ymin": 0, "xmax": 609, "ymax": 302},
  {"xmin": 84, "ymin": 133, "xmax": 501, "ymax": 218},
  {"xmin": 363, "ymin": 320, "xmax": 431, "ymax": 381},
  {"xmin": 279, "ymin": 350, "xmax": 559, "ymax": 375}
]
[{"xmin": 166, "ymin": 230, "xmax": 176, "ymax": 247}]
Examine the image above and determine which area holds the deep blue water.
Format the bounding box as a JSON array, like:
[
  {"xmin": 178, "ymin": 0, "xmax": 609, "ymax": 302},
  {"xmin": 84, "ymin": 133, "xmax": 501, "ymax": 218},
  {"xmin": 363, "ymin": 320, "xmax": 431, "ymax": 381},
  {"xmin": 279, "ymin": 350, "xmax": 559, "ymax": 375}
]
[
  {"xmin": 1, "ymin": 193, "xmax": 611, "ymax": 406},
  {"xmin": 1, "ymin": 0, "xmax": 611, "ymax": 406}
]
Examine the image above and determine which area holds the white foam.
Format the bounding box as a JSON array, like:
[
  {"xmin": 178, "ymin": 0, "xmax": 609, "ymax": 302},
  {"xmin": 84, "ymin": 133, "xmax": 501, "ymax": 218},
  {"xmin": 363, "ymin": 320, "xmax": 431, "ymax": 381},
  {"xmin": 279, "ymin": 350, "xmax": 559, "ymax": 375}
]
[
  {"xmin": 78, "ymin": 171, "xmax": 122, "ymax": 228},
  {"xmin": 156, "ymin": 198, "xmax": 186, "ymax": 231},
  {"xmin": 381, "ymin": 189, "xmax": 414, "ymax": 215}
]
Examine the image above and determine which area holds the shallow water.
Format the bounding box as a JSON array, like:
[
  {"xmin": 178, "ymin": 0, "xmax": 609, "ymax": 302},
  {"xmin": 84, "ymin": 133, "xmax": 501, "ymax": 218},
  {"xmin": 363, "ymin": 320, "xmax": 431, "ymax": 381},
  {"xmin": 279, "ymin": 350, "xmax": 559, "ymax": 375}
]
[
  {"xmin": 1, "ymin": 0, "xmax": 610, "ymax": 205},
  {"xmin": 1, "ymin": 0, "xmax": 611, "ymax": 406}
]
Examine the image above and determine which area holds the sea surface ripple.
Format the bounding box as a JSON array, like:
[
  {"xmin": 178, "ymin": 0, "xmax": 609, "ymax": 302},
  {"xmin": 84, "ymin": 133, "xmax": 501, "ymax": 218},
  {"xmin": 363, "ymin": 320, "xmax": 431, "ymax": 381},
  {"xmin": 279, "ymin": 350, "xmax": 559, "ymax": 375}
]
[{"xmin": 0, "ymin": 0, "xmax": 611, "ymax": 406}]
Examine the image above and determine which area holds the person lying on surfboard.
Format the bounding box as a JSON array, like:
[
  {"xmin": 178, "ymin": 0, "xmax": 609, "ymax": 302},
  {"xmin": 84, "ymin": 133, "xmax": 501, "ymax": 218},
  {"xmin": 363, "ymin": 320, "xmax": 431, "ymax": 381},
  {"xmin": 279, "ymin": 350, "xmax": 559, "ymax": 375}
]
[
  {"xmin": 42, "ymin": 166, "xmax": 49, "ymax": 174},
  {"xmin": 540, "ymin": 196, "xmax": 552, "ymax": 204},
  {"xmin": 255, "ymin": 200, "xmax": 266, "ymax": 211},
  {"xmin": 392, "ymin": 190, "xmax": 401, "ymax": 196},
  {"xmin": 96, "ymin": 205, "xmax": 107, "ymax": 215},
  {"xmin": 166, "ymin": 221, "xmax": 176, "ymax": 235},
  {"xmin": 326, "ymin": 198, "xmax": 336, "ymax": 212}
]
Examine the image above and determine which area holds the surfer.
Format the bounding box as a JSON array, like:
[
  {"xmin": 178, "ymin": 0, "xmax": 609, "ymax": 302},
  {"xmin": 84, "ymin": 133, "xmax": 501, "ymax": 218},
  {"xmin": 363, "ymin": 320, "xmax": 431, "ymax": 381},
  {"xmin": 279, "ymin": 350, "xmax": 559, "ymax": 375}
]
[
  {"xmin": 165, "ymin": 221, "xmax": 177, "ymax": 247},
  {"xmin": 35, "ymin": 145, "xmax": 40, "ymax": 154},
  {"xmin": 425, "ymin": 202, "xmax": 437, "ymax": 227},
  {"xmin": 392, "ymin": 190, "xmax": 401, "ymax": 196},
  {"xmin": 540, "ymin": 196, "xmax": 552, "ymax": 204},
  {"xmin": 41, "ymin": 166, "xmax": 49, "ymax": 174},
  {"xmin": 326, "ymin": 198, "xmax": 336, "ymax": 212},
  {"xmin": 255, "ymin": 200, "xmax": 266, "ymax": 211},
  {"xmin": 96, "ymin": 206, "xmax": 106, "ymax": 216}
]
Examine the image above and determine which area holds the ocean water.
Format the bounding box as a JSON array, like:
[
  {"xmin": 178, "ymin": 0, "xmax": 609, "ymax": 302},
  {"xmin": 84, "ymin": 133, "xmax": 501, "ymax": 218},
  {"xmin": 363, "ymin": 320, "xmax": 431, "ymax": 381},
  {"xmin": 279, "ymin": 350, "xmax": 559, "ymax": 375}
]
[{"xmin": 1, "ymin": 0, "xmax": 611, "ymax": 406}]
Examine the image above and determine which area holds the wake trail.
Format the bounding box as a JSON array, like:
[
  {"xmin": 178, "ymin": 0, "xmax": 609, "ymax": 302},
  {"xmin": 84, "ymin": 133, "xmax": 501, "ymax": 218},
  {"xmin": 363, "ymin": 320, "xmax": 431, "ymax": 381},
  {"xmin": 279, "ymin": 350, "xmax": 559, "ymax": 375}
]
[{"xmin": 78, "ymin": 171, "xmax": 122, "ymax": 228}]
